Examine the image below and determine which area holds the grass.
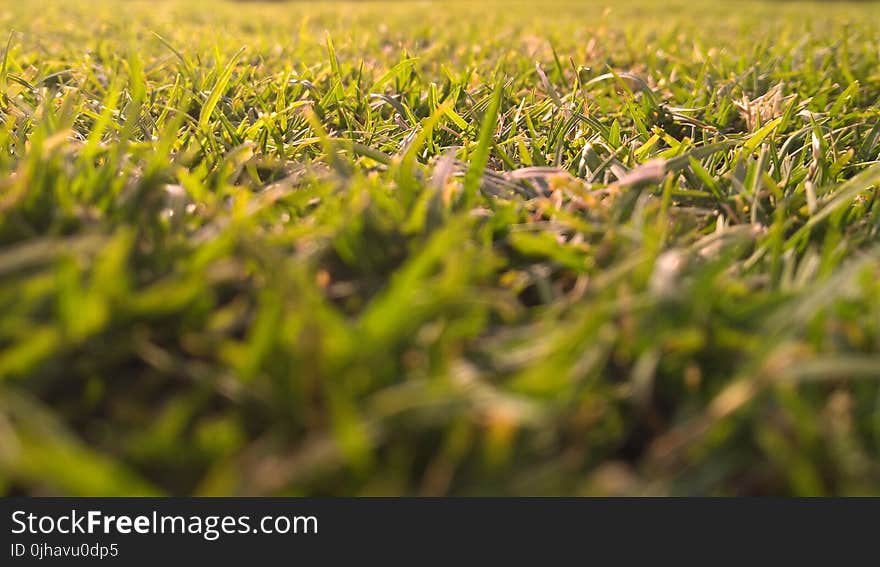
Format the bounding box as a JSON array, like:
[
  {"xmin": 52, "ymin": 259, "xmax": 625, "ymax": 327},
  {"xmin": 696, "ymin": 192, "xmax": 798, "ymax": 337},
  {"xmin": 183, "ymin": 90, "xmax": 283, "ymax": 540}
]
[{"xmin": 1, "ymin": 0, "xmax": 880, "ymax": 496}]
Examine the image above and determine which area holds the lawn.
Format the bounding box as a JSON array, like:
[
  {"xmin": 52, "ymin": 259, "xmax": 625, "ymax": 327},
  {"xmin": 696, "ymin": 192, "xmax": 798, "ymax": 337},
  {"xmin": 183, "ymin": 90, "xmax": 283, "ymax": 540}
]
[{"xmin": 1, "ymin": 0, "xmax": 880, "ymax": 496}]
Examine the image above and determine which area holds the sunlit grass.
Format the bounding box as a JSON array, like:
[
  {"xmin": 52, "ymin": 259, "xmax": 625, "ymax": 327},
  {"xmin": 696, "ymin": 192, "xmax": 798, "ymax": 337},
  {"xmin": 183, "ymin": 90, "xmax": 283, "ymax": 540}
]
[{"xmin": 1, "ymin": 0, "xmax": 880, "ymax": 495}]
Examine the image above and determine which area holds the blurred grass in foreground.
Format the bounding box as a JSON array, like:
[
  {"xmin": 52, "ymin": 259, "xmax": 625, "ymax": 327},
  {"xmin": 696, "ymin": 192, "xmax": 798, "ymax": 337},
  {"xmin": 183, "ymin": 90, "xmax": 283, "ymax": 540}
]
[{"xmin": 1, "ymin": 0, "xmax": 880, "ymax": 495}]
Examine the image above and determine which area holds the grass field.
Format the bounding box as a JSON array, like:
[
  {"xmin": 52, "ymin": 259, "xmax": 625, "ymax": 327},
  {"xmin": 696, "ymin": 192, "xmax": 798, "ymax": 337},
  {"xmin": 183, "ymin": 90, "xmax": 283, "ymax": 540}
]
[{"xmin": 1, "ymin": 0, "xmax": 880, "ymax": 496}]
